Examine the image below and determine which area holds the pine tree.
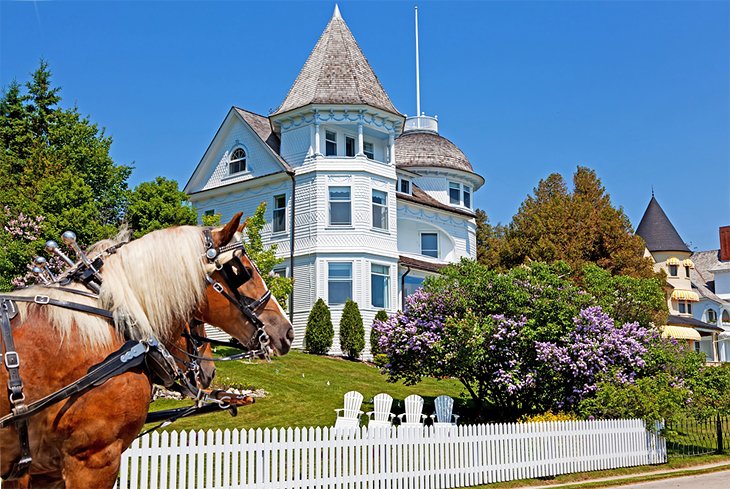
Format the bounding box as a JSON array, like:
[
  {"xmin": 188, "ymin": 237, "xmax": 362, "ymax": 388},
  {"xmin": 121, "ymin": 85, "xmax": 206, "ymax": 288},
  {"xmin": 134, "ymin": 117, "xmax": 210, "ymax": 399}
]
[
  {"xmin": 501, "ymin": 167, "xmax": 655, "ymax": 278},
  {"xmin": 304, "ymin": 298, "xmax": 333, "ymax": 355},
  {"xmin": 339, "ymin": 299, "xmax": 364, "ymax": 359},
  {"xmin": 370, "ymin": 309, "xmax": 389, "ymax": 356}
]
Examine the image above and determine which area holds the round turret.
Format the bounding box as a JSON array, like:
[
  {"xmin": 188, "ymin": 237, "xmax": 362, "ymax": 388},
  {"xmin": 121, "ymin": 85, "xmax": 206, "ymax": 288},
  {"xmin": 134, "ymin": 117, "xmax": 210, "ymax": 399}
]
[{"xmin": 395, "ymin": 116, "xmax": 482, "ymax": 184}]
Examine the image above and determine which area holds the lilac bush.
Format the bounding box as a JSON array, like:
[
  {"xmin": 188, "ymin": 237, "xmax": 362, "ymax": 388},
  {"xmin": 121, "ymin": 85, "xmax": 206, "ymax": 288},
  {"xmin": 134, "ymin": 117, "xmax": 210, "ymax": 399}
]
[
  {"xmin": 375, "ymin": 261, "xmax": 666, "ymax": 420},
  {"xmin": 536, "ymin": 306, "xmax": 658, "ymax": 408}
]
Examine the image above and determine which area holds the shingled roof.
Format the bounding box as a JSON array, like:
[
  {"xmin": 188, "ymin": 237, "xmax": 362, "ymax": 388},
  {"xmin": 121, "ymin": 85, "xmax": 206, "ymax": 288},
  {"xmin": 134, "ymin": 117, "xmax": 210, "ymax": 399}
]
[
  {"xmin": 635, "ymin": 195, "xmax": 690, "ymax": 253},
  {"xmin": 395, "ymin": 130, "xmax": 477, "ymax": 174},
  {"xmin": 272, "ymin": 6, "xmax": 400, "ymax": 117}
]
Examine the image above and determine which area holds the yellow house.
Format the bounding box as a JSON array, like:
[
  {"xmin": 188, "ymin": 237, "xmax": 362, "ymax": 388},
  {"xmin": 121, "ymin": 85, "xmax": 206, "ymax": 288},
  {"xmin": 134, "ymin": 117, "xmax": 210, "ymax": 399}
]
[{"xmin": 635, "ymin": 195, "xmax": 722, "ymax": 359}]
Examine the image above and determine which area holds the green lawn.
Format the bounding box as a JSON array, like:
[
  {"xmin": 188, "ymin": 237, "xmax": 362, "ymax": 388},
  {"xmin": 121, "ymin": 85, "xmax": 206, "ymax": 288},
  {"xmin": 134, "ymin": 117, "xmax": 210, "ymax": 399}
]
[{"xmin": 149, "ymin": 349, "xmax": 465, "ymax": 431}]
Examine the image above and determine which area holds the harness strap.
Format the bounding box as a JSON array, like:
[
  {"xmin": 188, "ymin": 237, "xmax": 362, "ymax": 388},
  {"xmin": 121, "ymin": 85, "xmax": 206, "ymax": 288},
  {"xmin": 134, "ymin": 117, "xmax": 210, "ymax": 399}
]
[
  {"xmin": 38, "ymin": 286, "xmax": 99, "ymax": 300},
  {"xmin": 0, "ymin": 294, "xmax": 113, "ymax": 320},
  {"xmin": 1, "ymin": 298, "xmax": 32, "ymax": 479},
  {"xmin": 0, "ymin": 340, "xmax": 148, "ymax": 429}
]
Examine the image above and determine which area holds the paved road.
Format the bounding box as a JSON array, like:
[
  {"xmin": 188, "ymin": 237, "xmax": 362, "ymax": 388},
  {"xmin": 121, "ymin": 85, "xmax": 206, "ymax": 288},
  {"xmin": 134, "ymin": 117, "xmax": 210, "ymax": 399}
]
[{"xmin": 600, "ymin": 469, "xmax": 730, "ymax": 489}]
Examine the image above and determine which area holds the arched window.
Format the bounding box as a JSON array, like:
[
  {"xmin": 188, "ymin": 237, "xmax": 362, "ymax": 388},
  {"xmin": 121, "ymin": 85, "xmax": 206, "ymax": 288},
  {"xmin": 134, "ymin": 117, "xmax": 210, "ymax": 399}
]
[
  {"xmin": 229, "ymin": 148, "xmax": 246, "ymax": 174},
  {"xmin": 707, "ymin": 309, "xmax": 717, "ymax": 323},
  {"xmin": 723, "ymin": 310, "xmax": 730, "ymax": 325}
]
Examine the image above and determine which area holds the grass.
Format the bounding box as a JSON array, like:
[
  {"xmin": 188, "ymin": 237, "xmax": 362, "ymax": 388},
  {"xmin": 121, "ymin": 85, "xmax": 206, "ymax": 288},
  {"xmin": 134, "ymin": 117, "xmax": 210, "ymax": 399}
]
[{"xmin": 149, "ymin": 349, "xmax": 464, "ymax": 431}]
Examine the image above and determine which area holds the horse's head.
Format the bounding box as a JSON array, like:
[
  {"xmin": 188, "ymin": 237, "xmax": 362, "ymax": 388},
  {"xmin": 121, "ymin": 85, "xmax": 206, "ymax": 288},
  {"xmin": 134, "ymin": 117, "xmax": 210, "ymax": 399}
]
[
  {"xmin": 197, "ymin": 212, "xmax": 294, "ymax": 357},
  {"xmin": 173, "ymin": 321, "xmax": 216, "ymax": 391}
]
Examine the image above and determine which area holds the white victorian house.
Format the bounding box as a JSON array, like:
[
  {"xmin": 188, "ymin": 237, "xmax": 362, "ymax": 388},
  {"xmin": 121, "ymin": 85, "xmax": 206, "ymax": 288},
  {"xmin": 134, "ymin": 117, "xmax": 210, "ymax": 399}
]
[{"xmin": 184, "ymin": 6, "xmax": 484, "ymax": 354}]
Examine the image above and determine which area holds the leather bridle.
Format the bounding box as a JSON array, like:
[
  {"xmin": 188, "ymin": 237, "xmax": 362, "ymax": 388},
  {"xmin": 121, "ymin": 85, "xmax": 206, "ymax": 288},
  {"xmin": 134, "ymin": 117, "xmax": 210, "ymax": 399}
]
[{"xmin": 200, "ymin": 229, "xmax": 273, "ymax": 361}]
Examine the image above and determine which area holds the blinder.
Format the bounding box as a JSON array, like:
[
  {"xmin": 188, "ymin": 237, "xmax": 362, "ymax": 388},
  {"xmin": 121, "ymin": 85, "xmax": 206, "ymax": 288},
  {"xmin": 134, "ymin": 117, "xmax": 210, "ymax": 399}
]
[{"xmin": 201, "ymin": 229, "xmax": 273, "ymax": 360}]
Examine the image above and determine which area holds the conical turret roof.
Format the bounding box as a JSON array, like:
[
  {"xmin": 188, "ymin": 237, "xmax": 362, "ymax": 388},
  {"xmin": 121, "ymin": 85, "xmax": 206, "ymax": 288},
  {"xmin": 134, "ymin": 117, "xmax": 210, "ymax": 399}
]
[
  {"xmin": 635, "ymin": 195, "xmax": 690, "ymax": 253},
  {"xmin": 272, "ymin": 5, "xmax": 401, "ymax": 117}
]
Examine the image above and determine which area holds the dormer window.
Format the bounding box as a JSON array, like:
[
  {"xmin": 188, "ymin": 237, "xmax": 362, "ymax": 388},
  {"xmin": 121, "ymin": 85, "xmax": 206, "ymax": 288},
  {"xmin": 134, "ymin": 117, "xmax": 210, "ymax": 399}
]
[
  {"xmin": 399, "ymin": 178, "xmax": 411, "ymax": 195},
  {"xmin": 707, "ymin": 309, "xmax": 717, "ymax": 323},
  {"xmin": 364, "ymin": 141, "xmax": 375, "ymax": 160},
  {"xmin": 229, "ymin": 148, "xmax": 246, "ymax": 174},
  {"xmin": 325, "ymin": 131, "xmax": 337, "ymax": 156}
]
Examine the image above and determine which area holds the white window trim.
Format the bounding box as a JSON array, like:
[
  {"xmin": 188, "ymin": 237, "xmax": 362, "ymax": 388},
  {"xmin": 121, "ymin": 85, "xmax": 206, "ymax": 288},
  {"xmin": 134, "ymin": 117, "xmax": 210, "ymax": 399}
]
[
  {"xmin": 420, "ymin": 232, "xmax": 439, "ymax": 258},
  {"xmin": 228, "ymin": 146, "xmax": 248, "ymax": 175},
  {"xmin": 325, "ymin": 130, "xmax": 338, "ymax": 157},
  {"xmin": 328, "ymin": 185, "xmax": 352, "ymax": 226},
  {"xmin": 327, "ymin": 261, "xmax": 353, "ymax": 305},
  {"xmin": 345, "ymin": 134, "xmax": 357, "ymax": 158},
  {"xmin": 370, "ymin": 262, "xmax": 390, "ymax": 309},
  {"xmin": 371, "ymin": 189, "xmax": 388, "ymax": 231},
  {"xmin": 272, "ymin": 193, "xmax": 287, "ymax": 234},
  {"xmin": 363, "ymin": 140, "xmax": 375, "ymax": 160},
  {"xmin": 398, "ymin": 177, "xmax": 412, "ymax": 195}
]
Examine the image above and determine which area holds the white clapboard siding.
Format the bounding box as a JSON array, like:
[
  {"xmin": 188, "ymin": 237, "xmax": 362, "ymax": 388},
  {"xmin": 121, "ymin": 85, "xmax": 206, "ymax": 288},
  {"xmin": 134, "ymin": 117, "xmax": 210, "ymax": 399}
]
[{"xmin": 111, "ymin": 419, "xmax": 666, "ymax": 489}]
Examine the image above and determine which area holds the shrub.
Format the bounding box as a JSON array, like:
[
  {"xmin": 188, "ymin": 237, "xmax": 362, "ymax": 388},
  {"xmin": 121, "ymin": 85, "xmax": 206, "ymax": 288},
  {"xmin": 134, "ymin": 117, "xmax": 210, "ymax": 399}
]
[
  {"xmin": 370, "ymin": 309, "xmax": 389, "ymax": 356},
  {"xmin": 304, "ymin": 298, "xmax": 333, "ymax": 355},
  {"xmin": 520, "ymin": 411, "xmax": 577, "ymax": 423},
  {"xmin": 339, "ymin": 299, "xmax": 364, "ymax": 359}
]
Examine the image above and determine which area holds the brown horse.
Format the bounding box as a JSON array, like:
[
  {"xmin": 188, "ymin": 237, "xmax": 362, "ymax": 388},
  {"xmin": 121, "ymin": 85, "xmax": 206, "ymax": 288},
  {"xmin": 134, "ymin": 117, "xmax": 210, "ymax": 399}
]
[{"xmin": 0, "ymin": 213, "xmax": 293, "ymax": 488}]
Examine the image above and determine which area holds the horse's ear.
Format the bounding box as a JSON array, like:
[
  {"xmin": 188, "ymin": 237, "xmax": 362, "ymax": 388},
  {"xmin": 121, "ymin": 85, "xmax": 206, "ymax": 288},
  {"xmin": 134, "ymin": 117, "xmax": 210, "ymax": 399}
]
[
  {"xmin": 213, "ymin": 212, "xmax": 243, "ymax": 245},
  {"xmin": 236, "ymin": 218, "xmax": 248, "ymax": 234}
]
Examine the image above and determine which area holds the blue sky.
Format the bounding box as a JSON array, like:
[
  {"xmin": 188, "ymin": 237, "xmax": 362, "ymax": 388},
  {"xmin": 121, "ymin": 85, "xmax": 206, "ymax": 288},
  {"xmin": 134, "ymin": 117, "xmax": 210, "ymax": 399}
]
[{"xmin": 2, "ymin": 0, "xmax": 728, "ymax": 251}]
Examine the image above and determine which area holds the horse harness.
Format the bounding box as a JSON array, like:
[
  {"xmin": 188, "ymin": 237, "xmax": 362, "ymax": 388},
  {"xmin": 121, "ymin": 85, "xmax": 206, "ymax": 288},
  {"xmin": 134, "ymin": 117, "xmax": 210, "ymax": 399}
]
[{"xmin": 0, "ymin": 231, "xmax": 272, "ymax": 480}]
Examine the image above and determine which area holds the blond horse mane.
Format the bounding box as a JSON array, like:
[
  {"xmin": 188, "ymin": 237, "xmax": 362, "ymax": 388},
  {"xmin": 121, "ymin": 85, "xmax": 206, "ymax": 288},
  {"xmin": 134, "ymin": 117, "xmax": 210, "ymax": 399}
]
[{"xmin": 11, "ymin": 226, "xmax": 208, "ymax": 348}]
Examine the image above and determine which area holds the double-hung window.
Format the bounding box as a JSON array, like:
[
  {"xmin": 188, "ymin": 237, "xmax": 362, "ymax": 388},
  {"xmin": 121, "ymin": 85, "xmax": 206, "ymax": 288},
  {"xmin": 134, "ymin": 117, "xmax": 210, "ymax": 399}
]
[
  {"xmin": 421, "ymin": 233, "xmax": 438, "ymax": 258},
  {"xmin": 363, "ymin": 141, "xmax": 375, "ymax": 160},
  {"xmin": 463, "ymin": 186, "xmax": 472, "ymax": 209},
  {"xmin": 328, "ymin": 262, "xmax": 352, "ymax": 305},
  {"xmin": 678, "ymin": 300, "xmax": 693, "ymax": 315},
  {"xmin": 329, "ymin": 186, "xmax": 351, "ymax": 226},
  {"xmin": 449, "ymin": 182, "xmax": 460, "ymax": 205},
  {"xmin": 325, "ymin": 131, "xmax": 337, "ymax": 156},
  {"xmin": 371, "ymin": 264, "xmax": 389, "ymax": 309},
  {"xmin": 273, "ymin": 194, "xmax": 286, "ymax": 233},
  {"xmin": 345, "ymin": 136, "xmax": 356, "ymax": 157},
  {"xmin": 372, "ymin": 190, "xmax": 388, "ymax": 230},
  {"xmin": 229, "ymin": 148, "xmax": 246, "ymax": 174}
]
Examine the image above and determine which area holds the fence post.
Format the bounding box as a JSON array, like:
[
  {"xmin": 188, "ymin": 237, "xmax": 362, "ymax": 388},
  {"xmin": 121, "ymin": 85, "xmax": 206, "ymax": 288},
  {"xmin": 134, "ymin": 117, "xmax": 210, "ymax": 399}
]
[{"xmin": 716, "ymin": 413, "xmax": 724, "ymax": 454}]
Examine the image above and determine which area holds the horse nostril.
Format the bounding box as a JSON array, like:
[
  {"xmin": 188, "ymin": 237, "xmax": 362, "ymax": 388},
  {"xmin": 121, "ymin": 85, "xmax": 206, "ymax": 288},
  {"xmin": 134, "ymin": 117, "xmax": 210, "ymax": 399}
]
[{"xmin": 286, "ymin": 327, "xmax": 295, "ymax": 341}]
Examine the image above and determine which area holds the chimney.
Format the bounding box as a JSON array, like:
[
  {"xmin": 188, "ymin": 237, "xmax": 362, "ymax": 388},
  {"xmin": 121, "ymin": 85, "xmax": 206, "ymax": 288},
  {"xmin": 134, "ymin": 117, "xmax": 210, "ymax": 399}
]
[{"xmin": 720, "ymin": 226, "xmax": 730, "ymax": 262}]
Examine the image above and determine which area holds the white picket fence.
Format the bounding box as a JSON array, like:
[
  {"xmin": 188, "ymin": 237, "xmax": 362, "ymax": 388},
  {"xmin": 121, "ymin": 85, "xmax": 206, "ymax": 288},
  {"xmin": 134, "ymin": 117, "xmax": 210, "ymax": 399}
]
[{"xmin": 113, "ymin": 419, "xmax": 666, "ymax": 489}]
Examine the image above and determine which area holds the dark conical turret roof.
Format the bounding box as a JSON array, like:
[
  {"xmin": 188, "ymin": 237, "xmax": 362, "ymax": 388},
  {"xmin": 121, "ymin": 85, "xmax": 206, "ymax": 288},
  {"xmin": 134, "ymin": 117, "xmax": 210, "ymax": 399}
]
[
  {"xmin": 635, "ymin": 195, "xmax": 690, "ymax": 253},
  {"xmin": 272, "ymin": 5, "xmax": 400, "ymax": 117}
]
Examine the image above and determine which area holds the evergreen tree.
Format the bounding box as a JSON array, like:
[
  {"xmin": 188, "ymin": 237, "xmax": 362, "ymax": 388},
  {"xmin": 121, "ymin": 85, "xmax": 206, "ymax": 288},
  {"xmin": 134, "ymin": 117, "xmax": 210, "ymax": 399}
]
[
  {"xmin": 305, "ymin": 298, "xmax": 334, "ymax": 355},
  {"xmin": 501, "ymin": 167, "xmax": 655, "ymax": 278},
  {"xmin": 370, "ymin": 309, "xmax": 389, "ymax": 356},
  {"xmin": 0, "ymin": 61, "xmax": 131, "ymax": 288},
  {"xmin": 339, "ymin": 299, "xmax": 364, "ymax": 359}
]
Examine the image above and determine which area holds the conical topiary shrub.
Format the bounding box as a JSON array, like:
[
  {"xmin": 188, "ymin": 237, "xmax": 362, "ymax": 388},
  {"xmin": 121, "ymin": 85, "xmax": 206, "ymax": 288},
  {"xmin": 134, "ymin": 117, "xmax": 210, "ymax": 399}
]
[
  {"xmin": 304, "ymin": 298, "xmax": 333, "ymax": 355},
  {"xmin": 339, "ymin": 299, "xmax": 364, "ymax": 359},
  {"xmin": 370, "ymin": 309, "xmax": 389, "ymax": 356}
]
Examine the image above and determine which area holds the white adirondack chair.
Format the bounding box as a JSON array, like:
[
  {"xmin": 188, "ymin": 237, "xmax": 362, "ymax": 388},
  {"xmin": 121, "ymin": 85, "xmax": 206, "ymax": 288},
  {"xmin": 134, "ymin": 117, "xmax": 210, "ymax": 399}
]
[
  {"xmin": 430, "ymin": 395, "xmax": 460, "ymax": 427},
  {"xmin": 365, "ymin": 393, "xmax": 395, "ymax": 429},
  {"xmin": 334, "ymin": 390, "xmax": 364, "ymax": 429},
  {"xmin": 397, "ymin": 394, "xmax": 426, "ymax": 427}
]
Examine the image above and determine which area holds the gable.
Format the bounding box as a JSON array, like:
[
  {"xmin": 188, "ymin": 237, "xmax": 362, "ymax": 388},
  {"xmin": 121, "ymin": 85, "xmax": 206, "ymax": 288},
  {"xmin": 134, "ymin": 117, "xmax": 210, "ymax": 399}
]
[{"xmin": 184, "ymin": 108, "xmax": 287, "ymax": 194}]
